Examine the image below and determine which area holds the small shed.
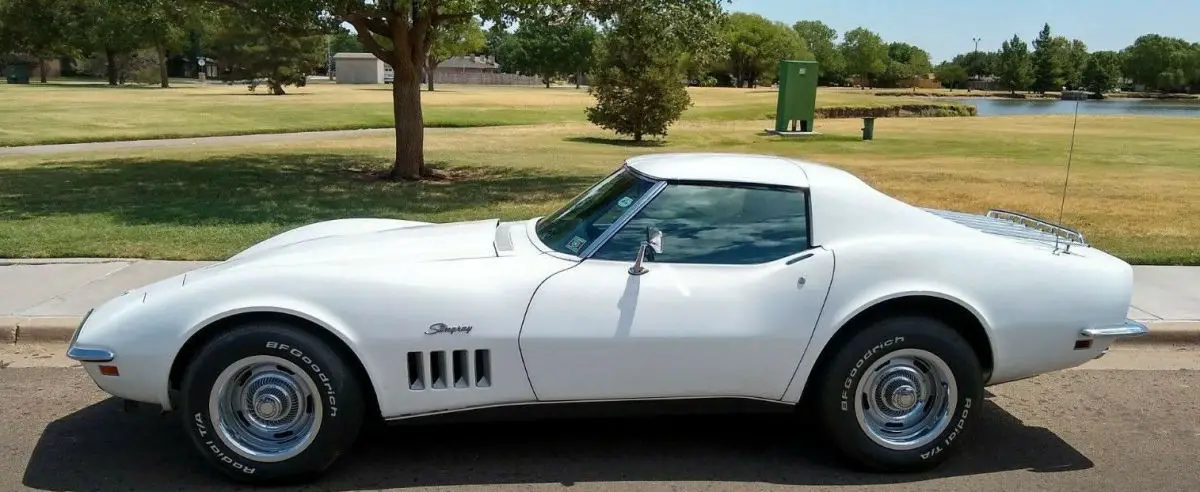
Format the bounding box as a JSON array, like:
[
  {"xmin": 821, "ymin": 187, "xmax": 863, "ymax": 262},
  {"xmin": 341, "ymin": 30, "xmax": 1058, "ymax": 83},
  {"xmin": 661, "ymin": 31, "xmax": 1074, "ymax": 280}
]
[{"xmin": 333, "ymin": 53, "xmax": 385, "ymax": 84}]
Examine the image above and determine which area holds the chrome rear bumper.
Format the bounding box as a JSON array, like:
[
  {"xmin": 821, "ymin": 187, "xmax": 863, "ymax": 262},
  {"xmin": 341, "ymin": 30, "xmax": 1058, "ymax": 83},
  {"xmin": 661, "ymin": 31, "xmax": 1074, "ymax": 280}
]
[{"xmin": 1080, "ymin": 320, "xmax": 1150, "ymax": 338}]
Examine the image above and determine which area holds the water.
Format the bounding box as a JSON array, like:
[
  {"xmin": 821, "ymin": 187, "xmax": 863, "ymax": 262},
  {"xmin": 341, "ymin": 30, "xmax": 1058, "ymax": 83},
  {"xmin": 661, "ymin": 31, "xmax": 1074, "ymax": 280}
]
[{"xmin": 951, "ymin": 97, "xmax": 1200, "ymax": 117}]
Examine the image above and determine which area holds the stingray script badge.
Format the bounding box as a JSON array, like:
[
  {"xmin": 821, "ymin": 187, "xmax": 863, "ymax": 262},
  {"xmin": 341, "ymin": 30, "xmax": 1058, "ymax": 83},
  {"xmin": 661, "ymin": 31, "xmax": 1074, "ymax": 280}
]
[{"xmin": 425, "ymin": 323, "xmax": 473, "ymax": 335}]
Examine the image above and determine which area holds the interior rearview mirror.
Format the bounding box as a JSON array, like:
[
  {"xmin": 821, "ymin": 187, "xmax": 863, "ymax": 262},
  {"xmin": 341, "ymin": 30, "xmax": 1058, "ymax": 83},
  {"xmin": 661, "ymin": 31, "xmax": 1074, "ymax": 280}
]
[{"xmin": 629, "ymin": 226, "xmax": 663, "ymax": 276}]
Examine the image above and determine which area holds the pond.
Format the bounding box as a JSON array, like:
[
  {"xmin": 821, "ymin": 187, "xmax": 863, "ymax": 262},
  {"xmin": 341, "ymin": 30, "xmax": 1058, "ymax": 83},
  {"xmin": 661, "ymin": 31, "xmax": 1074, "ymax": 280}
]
[{"xmin": 951, "ymin": 97, "xmax": 1200, "ymax": 118}]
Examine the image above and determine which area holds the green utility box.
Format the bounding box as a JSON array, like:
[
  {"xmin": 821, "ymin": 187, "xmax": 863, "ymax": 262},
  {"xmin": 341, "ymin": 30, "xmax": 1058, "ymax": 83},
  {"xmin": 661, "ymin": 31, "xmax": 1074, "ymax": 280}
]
[
  {"xmin": 4, "ymin": 62, "xmax": 32, "ymax": 84},
  {"xmin": 774, "ymin": 60, "xmax": 819, "ymax": 133}
]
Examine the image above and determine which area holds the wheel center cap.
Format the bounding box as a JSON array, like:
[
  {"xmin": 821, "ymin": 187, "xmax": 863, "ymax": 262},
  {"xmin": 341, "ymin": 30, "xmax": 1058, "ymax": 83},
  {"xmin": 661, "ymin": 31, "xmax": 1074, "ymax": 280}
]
[
  {"xmin": 255, "ymin": 395, "xmax": 282, "ymax": 419},
  {"xmin": 890, "ymin": 384, "xmax": 919, "ymax": 411}
]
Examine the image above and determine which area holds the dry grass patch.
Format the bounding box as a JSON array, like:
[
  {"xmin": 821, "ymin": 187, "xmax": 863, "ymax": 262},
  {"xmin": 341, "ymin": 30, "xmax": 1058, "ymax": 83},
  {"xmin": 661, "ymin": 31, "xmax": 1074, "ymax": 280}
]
[{"xmin": 1, "ymin": 114, "xmax": 1195, "ymax": 263}]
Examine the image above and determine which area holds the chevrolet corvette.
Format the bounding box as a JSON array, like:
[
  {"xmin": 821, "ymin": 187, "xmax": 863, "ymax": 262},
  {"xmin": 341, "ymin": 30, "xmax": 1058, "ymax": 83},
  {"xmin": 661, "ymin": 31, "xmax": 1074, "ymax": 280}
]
[{"xmin": 66, "ymin": 153, "xmax": 1148, "ymax": 484}]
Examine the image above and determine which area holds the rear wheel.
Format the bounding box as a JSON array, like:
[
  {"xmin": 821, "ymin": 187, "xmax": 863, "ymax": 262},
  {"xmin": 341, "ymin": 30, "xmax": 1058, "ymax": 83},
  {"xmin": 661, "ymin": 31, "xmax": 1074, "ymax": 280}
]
[
  {"xmin": 179, "ymin": 322, "xmax": 364, "ymax": 484},
  {"xmin": 814, "ymin": 315, "xmax": 983, "ymax": 472}
]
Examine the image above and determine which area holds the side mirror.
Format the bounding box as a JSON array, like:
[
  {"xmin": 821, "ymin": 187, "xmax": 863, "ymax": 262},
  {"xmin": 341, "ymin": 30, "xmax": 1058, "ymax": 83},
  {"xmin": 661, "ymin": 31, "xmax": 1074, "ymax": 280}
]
[{"xmin": 628, "ymin": 227, "xmax": 663, "ymax": 276}]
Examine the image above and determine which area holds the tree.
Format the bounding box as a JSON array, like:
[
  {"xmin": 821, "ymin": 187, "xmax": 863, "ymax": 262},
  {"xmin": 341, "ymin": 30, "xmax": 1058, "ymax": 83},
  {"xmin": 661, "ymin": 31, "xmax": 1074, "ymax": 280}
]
[
  {"xmin": 1062, "ymin": 38, "xmax": 1088, "ymax": 90},
  {"xmin": 562, "ymin": 20, "xmax": 596, "ymax": 88},
  {"xmin": 1082, "ymin": 50, "xmax": 1122, "ymax": 94},
  {"xmin": 200, "ymin": 0, "xmax": 726, "ymax": 181},
  {"xmin": 74, "ymin": 0, "xmax": 159, "ymax": 85},
  {"xmin": 0, "ymin": 0, "xmax": 75, "ymax": 82},
  {"xmin": 208, "ymin": 11, "xmax": 325, "ymax": 95},
  {"xmin": 840, "ymin": 27, "xmax": 887, "ymax": 88},
  {"xmin": 1030, "ymin": 23, "xmax": 1063, "ymax": 92},
  {"xmin": 494, "ymin": 18, "xmax": 594, "ymax": 88},
  {"xmin": 723, "ymin": 12, "xmax": 809, "ymax": 88},
  {"xmin": 585, "ymin": 1, "xmax": 725, "ymax": 142},
  {"xmin": 585, "ymin": 12, "xmax": 690, "ymax": 142},
  {"xmin": 997, "ymin": 34, "xmax": 1032, "ymax": 93},
  {"xmin": 1123, "ymin": 34, "xmax": 1193, "ymax": 91},
  {"xmin": 952, "ymin": 50, "xmax": 998, "ymax": 79},
  {"xmin": 329, "ymin": 26, "xmax": 365, "ymax": 54},
  {"xmin": 792, "ymin": 20, "xmax": 843, "ymax": 84},
  {"xmin": 934, "ymin": 62, "xmax": 968, "ymax": 90},
  {"xmin": 878, "ymin": 41, "xmax": 931, "ymax": 87},
  {"xmin": 131, "ymin": 0, "xmax": 214, "ymax": 88},
  {"xmin": 425, "ymin": 16, "xmax": 485, "ymax": 91}
]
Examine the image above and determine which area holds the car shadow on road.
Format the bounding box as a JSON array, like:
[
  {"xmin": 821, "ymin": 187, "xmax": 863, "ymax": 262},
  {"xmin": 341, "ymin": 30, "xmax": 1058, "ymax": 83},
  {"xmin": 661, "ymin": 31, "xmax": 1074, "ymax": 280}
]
[{"xmin": 22, "ymin": 393, "xmax": 1093, "ymax": 491}]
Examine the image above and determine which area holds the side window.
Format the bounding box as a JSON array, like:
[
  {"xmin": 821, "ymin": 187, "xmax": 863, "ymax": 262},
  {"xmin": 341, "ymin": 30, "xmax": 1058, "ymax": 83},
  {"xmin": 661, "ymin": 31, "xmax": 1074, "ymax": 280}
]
[{"xmin": 592, "ymin": 183, "xmax": 810, "ymax": 265}]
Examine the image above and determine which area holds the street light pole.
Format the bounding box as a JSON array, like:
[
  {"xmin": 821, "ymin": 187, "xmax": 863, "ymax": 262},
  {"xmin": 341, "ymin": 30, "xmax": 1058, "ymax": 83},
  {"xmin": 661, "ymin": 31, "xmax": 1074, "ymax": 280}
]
[{"xmin": 972, "ymin": 37, "xmax": 981, "ymax": 53}]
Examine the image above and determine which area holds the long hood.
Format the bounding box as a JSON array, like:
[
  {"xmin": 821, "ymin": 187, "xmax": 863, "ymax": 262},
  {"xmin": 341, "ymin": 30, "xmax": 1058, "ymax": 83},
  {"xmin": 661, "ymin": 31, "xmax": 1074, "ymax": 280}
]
[{"xmin": 205, "ymin": 218, "xmax": 501, "ymax": 273}]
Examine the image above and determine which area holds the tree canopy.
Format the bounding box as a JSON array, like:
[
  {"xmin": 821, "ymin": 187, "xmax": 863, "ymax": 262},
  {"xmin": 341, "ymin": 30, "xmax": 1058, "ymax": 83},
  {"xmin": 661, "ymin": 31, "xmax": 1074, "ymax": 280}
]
[{"xmin": 722, "ymin": 12, "xmax": 809, "ymax": 88}]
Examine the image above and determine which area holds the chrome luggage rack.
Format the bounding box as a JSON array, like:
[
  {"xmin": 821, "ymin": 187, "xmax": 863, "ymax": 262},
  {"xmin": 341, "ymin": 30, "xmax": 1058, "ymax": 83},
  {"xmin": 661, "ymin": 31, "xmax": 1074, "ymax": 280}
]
[{"xmin": 923, "ymin": 207, "xmax": 1088, "ymax": 247}]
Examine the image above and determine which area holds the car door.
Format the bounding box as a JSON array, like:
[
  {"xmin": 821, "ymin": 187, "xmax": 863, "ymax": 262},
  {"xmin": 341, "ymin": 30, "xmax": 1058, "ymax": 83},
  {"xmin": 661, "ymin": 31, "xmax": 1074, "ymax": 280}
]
[{"xmin": 519, "ymin": 181, "xmax": 834, "ymax": 402}]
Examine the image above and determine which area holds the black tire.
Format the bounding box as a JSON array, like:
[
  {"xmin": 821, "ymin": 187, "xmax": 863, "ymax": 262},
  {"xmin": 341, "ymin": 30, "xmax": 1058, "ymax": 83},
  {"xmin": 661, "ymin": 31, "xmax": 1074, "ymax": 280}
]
[
  {"xmin": 814, "ymin": 315, "xmax": 983, "ymax": 472},
  {"xmin": 179, "ymin": 322, "xmax": 365, "ymax": 485}
]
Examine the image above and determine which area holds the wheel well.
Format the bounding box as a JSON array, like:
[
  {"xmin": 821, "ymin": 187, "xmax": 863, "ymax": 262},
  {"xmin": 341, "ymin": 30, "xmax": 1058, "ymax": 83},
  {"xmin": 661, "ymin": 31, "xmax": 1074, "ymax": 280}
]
[
  {"xmin": 807, "ymin": 295, "xmax": 995, "ymax": 389},
  {"xmin": 168, "ymin": 311, "xmax": 382, "ymax": 422}
]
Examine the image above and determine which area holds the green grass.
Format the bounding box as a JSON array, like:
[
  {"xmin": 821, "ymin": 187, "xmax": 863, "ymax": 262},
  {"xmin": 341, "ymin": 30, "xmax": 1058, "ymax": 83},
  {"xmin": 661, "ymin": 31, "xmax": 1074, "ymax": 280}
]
[
  {"xmin": 2, "ymin": 114, "xmax": 1198, "ymax": 264},
  {"xmin": 0, "ymin": 82, "xmax": 972, "ymax": 146}
]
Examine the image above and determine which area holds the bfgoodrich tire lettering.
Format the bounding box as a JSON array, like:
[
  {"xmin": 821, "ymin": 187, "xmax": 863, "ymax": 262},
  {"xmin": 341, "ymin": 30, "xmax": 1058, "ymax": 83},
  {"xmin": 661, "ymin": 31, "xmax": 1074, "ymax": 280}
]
[
  {"xmin": 816, "ymin": 315, "xmax": 983, "ymax": 472},
  {"xmin": 179, "ymin": 322, "xmax": 364, "ymax": 484}
]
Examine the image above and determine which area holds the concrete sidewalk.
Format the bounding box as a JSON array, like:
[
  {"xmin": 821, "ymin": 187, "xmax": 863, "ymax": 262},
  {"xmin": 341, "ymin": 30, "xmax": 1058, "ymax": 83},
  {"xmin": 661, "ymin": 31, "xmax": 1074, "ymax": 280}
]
[{"xmin": 2, "ymin": 258, "xmax": 1198, "ymax": 343}]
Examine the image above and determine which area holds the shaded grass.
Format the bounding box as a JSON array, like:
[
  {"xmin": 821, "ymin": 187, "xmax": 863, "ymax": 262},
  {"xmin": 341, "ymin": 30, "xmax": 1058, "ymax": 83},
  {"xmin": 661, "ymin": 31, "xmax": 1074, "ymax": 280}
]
[
  {"xmin": 2, "ymin": 114, "xmax": 1197, "ymax": 264},
  {"xmin": 0, "ymin": 83, "xmax": 972, "ymax": 146}
]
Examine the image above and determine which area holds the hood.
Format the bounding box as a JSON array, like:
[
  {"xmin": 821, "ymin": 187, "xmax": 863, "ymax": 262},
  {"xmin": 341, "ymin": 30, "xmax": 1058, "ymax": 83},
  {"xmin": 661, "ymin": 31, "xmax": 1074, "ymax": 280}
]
[{"xmin": 201, "ymin": 218, "xmax": 501, "ymax": 274}]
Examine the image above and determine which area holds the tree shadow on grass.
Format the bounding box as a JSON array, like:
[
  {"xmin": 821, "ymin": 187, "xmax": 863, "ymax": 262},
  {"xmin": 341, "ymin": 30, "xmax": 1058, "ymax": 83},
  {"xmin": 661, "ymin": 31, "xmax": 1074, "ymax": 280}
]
[
  {"xmin": 564, "ymin": 136, "xmax": 668, "ymax": 147},
  {"xmin": 0, "ymin": 153, "xmax": 600, "ymax": 227},
  {"xmin": 22, "ymin": 394, "xmax": 1092, "ymax": 491}
]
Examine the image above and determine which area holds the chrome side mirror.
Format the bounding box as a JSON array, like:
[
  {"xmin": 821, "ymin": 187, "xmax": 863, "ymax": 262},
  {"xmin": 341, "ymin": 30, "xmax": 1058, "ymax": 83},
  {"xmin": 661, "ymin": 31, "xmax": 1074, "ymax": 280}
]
[{"xmin": 628, "ymin": 227, "xmax": 663, "ymax": 276}]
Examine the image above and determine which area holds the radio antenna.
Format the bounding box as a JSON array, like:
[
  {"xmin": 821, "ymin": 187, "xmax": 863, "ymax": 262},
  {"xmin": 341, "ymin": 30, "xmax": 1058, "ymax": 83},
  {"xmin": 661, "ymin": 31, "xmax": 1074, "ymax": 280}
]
[{"xmin": 1055, "ymin": 99, "xmax": 1082, "ymax": 253}]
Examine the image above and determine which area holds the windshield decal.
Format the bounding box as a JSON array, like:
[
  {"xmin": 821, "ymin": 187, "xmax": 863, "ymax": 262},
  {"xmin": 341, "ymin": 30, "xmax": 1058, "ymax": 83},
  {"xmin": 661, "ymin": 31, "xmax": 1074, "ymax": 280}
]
[{"xmin": 565, "ymin": 236, "xmax": 587, "ymax": 253}]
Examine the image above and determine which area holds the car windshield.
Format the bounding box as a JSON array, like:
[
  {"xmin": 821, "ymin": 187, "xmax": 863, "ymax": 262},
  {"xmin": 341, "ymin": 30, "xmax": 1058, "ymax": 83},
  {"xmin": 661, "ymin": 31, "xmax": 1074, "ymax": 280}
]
[{"xmin": 534, "ymin": 167, "xmax": 657, "ymax": 256}]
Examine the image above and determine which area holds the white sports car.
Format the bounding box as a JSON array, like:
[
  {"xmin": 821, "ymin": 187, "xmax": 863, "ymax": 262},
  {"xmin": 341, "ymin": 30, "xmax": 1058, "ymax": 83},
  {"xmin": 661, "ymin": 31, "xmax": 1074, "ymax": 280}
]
[{"xmin": 67, "ymin": 153, "xmax": 1147, "ymax": 484}]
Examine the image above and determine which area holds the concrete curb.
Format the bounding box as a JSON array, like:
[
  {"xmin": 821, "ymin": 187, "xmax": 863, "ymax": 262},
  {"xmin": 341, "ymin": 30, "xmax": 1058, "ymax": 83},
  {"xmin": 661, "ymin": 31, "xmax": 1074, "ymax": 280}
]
[
  {"xmin": 4, "ymin": 315, "xmax": 1198, "ymax": 346},
  {"xmin": 1, "ymin": 316, "xmax": 79, "ymax": 344}
]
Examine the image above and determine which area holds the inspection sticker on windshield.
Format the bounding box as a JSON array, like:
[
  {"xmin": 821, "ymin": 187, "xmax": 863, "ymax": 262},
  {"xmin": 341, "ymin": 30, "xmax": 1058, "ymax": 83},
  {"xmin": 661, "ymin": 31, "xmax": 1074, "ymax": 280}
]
[
  {"xmin": 566, "ymin": 236, "xmax": 587, "ymax": 252},
  {"xmin": 617, "ymin": 196, "xmax": 634, "ymax": 208}
]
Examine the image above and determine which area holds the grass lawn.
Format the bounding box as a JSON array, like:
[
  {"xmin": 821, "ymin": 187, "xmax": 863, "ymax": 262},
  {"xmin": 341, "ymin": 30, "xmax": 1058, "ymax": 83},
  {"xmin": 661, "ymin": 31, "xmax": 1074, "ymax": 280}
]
[
  {"xmin": 1, "ymin": 114, "xmax": 1197, "ymax": 265},
  {"xmin": 0, "ymin": 82, "xmax": 971, "ymax": 146}
]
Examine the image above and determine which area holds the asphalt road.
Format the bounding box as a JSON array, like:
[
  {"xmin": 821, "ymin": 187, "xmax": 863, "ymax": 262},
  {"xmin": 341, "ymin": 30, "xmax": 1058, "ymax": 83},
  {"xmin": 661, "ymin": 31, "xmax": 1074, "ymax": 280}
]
[{"xmin": 1, "ymin": 343, "xmax": 1197, "ymax": 492}]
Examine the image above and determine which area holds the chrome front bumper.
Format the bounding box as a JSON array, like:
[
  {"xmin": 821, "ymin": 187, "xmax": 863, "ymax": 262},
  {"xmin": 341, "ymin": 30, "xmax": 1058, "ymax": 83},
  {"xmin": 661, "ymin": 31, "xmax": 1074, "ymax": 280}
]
[
  {"xmin": 1080, "ymin": 320, "xmax": 1150, "ymax": 338},
  {"xmin": 65, "ymin": 309, "xmax": 116, "ymax": 363}
]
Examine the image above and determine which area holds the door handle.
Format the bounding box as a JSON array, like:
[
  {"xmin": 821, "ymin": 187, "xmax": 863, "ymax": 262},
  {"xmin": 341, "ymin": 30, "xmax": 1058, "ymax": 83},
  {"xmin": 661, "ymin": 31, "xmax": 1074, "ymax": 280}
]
[{"xmin": 785, "ymin": 252, "xmax": 814, "ymax": 265}]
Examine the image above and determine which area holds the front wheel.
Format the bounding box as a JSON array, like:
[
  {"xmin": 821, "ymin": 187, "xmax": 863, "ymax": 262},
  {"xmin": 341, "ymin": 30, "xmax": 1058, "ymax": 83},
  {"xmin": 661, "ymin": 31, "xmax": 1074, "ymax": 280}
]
[
  {"xmin": 815, "ymin": 315, "xmax": 984, "ymax": 472},
  {"xmin": 179, "ymin": 322, "xmax": 365, "ymax": 484}
]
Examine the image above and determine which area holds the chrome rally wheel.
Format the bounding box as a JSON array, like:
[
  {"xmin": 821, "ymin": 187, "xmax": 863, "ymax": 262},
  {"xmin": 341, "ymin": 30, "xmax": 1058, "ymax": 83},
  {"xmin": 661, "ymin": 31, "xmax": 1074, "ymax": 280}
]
[
  {"xmin": 179, "ymin": 322, "xmax": 364, "ymax": 485},
  {"xmin": 209, "ymin": 355, "xmax": 323, "ymax": 463},
  {"xmin": 854, "ymin": 349, "xmax": 957, "ymax": 451},
  {"xmin": 815, "ymin": 315, "xmax": 983, "ymax": 472}
]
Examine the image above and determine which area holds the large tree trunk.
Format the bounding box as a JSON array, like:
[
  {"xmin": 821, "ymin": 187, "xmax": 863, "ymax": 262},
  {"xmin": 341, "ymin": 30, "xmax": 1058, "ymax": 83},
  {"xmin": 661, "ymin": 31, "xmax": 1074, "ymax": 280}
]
[
  {"xmin": 575, "ymin": 70, "xmax": 581, "ymax": 89},
  {"xmin": 105, "ymin": 50, "xmax": 118, "ymax": 85},
  {"xmin": 158, "ymin": 44, "xmax": 169, "ymax": 88},
  {"xmin": 390, "ymin": 70, "xmax": 426, "ymax": 180},
  {"xmin": 38, "ymin": 58, "xmax": 47, "ymax": 83}
]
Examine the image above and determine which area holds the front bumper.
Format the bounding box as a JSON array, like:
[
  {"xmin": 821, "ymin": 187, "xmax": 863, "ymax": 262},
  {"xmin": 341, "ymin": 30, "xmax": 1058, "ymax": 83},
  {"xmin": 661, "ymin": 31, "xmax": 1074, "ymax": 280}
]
[
  {"xmin": 65, "ymin": 309, "xmax": 115, "ymax": 362},
  {"xmin": 1080, "ymin": 320, "xmax": 1150, "ymax": 338}
]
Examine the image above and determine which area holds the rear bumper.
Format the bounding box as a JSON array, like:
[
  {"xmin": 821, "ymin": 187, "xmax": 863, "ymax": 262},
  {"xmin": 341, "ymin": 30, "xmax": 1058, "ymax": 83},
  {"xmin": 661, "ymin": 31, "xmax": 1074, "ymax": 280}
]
[{"xmin": 1080, "ymin": 320, "xmax": 1150, "ymax": 338}]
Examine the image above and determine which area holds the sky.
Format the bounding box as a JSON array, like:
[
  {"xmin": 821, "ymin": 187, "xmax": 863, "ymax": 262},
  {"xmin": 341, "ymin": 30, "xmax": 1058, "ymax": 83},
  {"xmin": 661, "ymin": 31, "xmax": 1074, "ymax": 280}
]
[{"xmin": 732, "ymin": 0, "xmax": 1200, "ymax": 63}]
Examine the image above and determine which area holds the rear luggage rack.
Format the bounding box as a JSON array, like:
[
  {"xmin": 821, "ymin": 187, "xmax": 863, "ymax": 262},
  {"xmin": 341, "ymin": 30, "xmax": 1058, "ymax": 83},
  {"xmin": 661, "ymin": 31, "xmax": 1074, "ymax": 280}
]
[{"xmin": 923, "ymin": 208, "xmax": 1088, "ymax": 248}]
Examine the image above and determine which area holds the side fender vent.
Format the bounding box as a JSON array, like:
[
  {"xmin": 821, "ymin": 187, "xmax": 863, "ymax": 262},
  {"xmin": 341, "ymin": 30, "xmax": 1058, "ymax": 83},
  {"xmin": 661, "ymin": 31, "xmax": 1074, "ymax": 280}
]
[
  {"xmin": 406, "ymin": 349, "xmax": 492, "ymax": 391},
  {"xmin": 430, "ymin": 351, "xmax": 448, "ymax": 389},
  {"xmin": 406, "ymin": 352, "xmax": 425, "ymax": 391}
]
